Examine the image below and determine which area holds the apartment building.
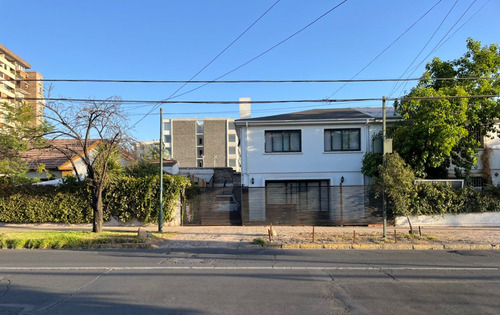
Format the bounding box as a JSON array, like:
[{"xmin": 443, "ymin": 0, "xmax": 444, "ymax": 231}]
[
  {"xmin": 163, "ymin": 118, "xmax": 240, "ymax": 171},
  {"xmin": 0, "ymin": 43, "xmax": 44, "ymax": 125}
]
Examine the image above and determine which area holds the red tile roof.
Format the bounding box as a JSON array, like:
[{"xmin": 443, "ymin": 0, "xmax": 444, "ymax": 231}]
[{"xmin": 22, "ymin": 139, "xmax": 100, "ymax": 170}]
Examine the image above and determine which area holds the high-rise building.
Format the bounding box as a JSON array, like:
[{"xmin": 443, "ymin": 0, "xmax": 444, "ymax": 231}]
[
  {"xmin": 0, "ymin": 43, "xmax": 44, "ymax": 125},
  {"xmin": 162, "ymin": 118, "xmax": 240, "ymax": 171}
]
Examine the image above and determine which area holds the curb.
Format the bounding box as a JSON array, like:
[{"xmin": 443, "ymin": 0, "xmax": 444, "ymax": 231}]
[{"xmin": 263, "ymin": 242, "xmax": 499, "ymax": 250}]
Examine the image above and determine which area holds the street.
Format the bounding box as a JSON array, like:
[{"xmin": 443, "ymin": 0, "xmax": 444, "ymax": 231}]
[{"xmin": 0, "ymin": 249, "xmax": 499, "ymax": 314}]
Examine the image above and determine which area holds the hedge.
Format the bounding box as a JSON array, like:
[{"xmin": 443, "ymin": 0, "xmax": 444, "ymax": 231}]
[{"xmin": 0, "ymin": 174, "xmax": 190, "ymax": 224}]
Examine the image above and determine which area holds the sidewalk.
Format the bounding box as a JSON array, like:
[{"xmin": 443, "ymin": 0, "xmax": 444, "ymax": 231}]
[{"xmin": 1, "ymin": 223, "xmax": 499, "ymax": 250}]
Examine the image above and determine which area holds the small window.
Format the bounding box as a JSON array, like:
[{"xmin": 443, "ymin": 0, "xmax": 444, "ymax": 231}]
[
  {"xmin": 164, "ymin": 135, "xmax": 171, "ymax": 143},
  {"xmin": 229, "ymin": 146, "xmax": 236, "ymax": 155},
  {"xmin": 198, "ymin": 160, "xmax": 203, "ymax": 167},
  {"xmin": 229, "ymin": 159, "xmax": 236, "ymax": 167},
  {"xmin": 265, "ymin": 130, "xmax": 301, "ymax": 153},
  {"xmin": 228, "ymin": 134, "xmax": 236, "ymax": 142},
  {"xmin": 324, "ymin": 129, "xmax": 360, "ymax": 152}
]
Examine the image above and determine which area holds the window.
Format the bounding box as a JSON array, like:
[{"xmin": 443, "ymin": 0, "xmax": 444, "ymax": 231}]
[
  {"xmin": 265, "ymin": 180, "xmax": 329, "ymax": 211},
  {"xmin": 265, "ymin": 130, "xmax": 301, "ymax": 153},
  {"xmin": 324, "ymin": 128, "xmax": 360, "ymax": 151},
  {"xmin": 228, "ymin": 146, "xmax": 236, "ymax": 155},
  {"xmin": 164, "ymin": 135, "xmax": 171, "ymax": 143},
  {"xmin": 228, "ymin": 134, "xmax": 236, "ymax": 142},
  {"xmin": 229, "ymin": 159, "xmax": 236, "ymax": 167}
]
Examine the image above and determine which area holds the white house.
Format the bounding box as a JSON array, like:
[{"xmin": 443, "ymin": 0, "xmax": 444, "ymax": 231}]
[
  {"xmin": 234, "ymin": 107, "xmax": 399, "ymax": 225},
  {"xmin": 235, "ymin": 107, "xmax": 399, "ymax": 188}
]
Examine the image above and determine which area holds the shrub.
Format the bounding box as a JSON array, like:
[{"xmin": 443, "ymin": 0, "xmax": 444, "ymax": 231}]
[{"xmin": 0, "ymin": 174, "xmax": 190, "ymax": 224}]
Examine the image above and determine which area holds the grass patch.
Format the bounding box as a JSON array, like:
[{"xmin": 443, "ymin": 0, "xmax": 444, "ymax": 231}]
[
  {"xmin": 252, "ymin": 237, "xmax": 267, "ymax": 246},
  {"xmin": 0, "ymin": 230, "xmax": 175, "ymax": 249},
  {"xmin": 401, "ymin": 233, "xmax": 438, "ymax": 241}
]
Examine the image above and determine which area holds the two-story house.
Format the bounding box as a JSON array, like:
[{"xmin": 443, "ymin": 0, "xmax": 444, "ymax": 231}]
[{"xmin": 234, "ymin": 106, "xmax": 399, "ymax": 225}]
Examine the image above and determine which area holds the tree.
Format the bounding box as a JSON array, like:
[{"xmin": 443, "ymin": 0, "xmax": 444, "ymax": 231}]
[
  {"xmin": 376, "ymin": 153, "xmax": 416, "ymax": 233},
  {"xmin": 42, "ymin": 96, "xmax": 130, "ymax": 233},
  {"xmin": 393, "ymin": 38, "xmax": 500, "ymax": 178},
  {"xmin": 0, "ymin": 101, "xmax": 48, "ymax": 183}
]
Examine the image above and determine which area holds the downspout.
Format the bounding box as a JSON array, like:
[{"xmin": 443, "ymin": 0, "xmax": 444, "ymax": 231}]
[
  {"xmin": 245, "ymin": 121, "xmax": 249, "ymax": 186},
  {"xmin": 363, "ymin": 118, "xmax": 370, "ymax": 186}
]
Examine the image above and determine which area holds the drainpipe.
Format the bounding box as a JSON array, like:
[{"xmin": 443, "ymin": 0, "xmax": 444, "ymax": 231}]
[{"xmin": 245, "ymin": 121, "xmax": 249, "ymax": 186}]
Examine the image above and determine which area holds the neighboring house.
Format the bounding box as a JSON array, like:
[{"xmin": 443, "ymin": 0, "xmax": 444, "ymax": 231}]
[
  {"xmin": 22, "ymin": 139, "xmax": 101, "ymax": 181},
  {"xmin": 0, "ymin": 43, "xmax": 44, "ymax": 126},
  {"xmin": 455, "ymin": 128, "xmax": 500, "ymax": 187}
]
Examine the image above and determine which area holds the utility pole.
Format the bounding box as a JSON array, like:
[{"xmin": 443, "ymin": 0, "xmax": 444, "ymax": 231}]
[
  {"xmin": 382, "ymin": 96, "xmax": 387, "ymax": 238},
  {"xmin": 159, "ymin": 108, "xmax": 164, "ymax": 233}
]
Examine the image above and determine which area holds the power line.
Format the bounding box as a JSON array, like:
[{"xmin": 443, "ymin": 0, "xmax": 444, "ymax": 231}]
[
  {"xmin": 131, "ymin": 0, "xmax": 282, "ymax": 128},
  {"xmin": 166, "ymin": 0, "xmax": 349, "ymax": 102},
  {"xmin": 165, "ymin": 0, "xmax": 281, "ymax": 99},
  {"xmin": 387, "ymin": 0, "xmax": 458, "ymax": 97},
  {"xmin": 392, "ymin": 0, "xmax": 478, "ymax": 97},
  {"xmin": 21, "ymin": 94, "xmax": 500, "ymax": 105},
  {"xmin": 327, "ymin": 0, "xmax": 443, "ymax": 98},
  {"xmin": 2, "ymin": 76, "xmax": 496, "ymax": 84}
]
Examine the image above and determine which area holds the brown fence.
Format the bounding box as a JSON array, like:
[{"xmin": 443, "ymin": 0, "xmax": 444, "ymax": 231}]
[{"xmin": 183, "ymin": 186, "xmax": 384, "ymax": 226}]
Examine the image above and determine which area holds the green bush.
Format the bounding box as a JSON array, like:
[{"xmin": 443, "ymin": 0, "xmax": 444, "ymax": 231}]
[
  {"xmin": 0, "ymin": 174, "xmax": 190, "ymax": 224},
  {"xmin": 0, "ymin": 184, "xmax": 92, "ymax": 223},
  {"xmin": 376, "ymin": 153, "xmax": 500, "ymax": 216}
]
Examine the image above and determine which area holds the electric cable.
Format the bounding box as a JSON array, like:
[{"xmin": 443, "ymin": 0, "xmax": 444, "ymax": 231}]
[{"xmin": 327, "ymin": 0, "xmax": 443, "ymax": 99}]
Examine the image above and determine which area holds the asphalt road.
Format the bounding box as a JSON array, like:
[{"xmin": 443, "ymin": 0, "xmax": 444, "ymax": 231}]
[{"xmin": 0, "ymin": 249, "xmax": 499, "ymax": 314}]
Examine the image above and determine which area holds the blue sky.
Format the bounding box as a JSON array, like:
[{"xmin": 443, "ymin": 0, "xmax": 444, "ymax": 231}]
[{"xmin": 3, "ymin": 0, "xmax": 499, "ymax": 140}]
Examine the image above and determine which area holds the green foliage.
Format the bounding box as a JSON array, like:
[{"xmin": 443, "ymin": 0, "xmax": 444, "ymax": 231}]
[
  {"xmin": 0, "ymin": 174, "xmax": 190, "ymax": 224},
  {"xmin": 0, "ymin": 183, "xmax": 93, "ymax": 223},
  {"xmin": 252, "ymin": 238, "xmax": 267, "ymax": 246},
  {"xmin": 375, "ymin": 154, "xmax": 500, "ymax": 216},
  {"xmin": 394, "ymin": 38, "xmax": 500, "ymax": 177},
  {"xmin": 376, "ymin": 153, "xmax": 416, "ymax": 216},
  {"xmin": 124, "ymin": 159, "xmax": 160, "ymax": 177},
  {"xmin": 0, "ymin": 101, "xmax": 49, "ymax": 184},
  {"xmin": 361, "ymin": 152, "xmax": 383, "ymax": 178}
]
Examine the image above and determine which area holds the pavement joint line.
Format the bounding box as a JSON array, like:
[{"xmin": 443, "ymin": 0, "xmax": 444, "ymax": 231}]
[{"xmin": 0, "ymin": 266, "xmax": 497, "ymax": 271}]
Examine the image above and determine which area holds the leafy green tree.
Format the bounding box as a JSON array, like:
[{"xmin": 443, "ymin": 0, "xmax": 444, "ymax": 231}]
[
  {"xmin": 0, "ymin": 101, "xmax": 48, "ymax": 183},
  {"xmin": 376, "ymin": 153, "xmax": 416, "ymax": 232},
  {"xmin": 394, "ymin": 38, "xmax": 500, "ymax": 178}
]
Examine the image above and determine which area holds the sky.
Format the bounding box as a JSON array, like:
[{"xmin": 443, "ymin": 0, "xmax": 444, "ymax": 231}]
[{"xmin": 2, "ymin": 0, "xmax": 499, "ymax": 141}]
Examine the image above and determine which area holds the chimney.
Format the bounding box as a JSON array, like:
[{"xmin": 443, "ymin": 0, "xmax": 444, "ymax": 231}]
[{"xmin": 239, "ymin": 97, "xmax": 251, "ymax": 119}]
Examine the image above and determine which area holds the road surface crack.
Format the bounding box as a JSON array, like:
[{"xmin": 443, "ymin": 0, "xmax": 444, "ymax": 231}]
[
  {"xmin": 0, "ymin": 277, "xmax": 10, "ymax": 299},
  {"xmin": 379, "ymin": 268, "xmax": 397, "ymax": 281},
  {"xmin": 27, "ymin": 269, "xmax": 113, "ymax": 314},
  {"xmin": 271, "ymin": 254, "xmax": 278, "ymax": 268}
]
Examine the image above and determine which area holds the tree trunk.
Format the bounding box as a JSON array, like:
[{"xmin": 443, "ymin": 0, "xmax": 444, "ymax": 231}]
[
  {"xmin": 92, "ymin": 185, "xmax": 104, "ymax": 233},
  {"xmin": 406, "ymin": 215, "xmax": 414, "ymax": 235}
]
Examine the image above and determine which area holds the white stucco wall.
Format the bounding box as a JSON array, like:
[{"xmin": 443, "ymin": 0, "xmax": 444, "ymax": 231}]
[
  {"xmin": 239, "ymin": 122, "xmax": 383, "ymax": 187},
  {"xmin": 396, "ymin": 212, "xmax": 500, "ymax": 227}
]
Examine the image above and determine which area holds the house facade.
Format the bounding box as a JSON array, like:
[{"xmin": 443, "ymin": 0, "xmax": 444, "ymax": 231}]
[
  {"xmin": 234, "ymin": 107, "xmax": 398, "ymax": 225},
  {"xmin": 235, "ymin": 107, "xmax": 398, "ymax": 188}
]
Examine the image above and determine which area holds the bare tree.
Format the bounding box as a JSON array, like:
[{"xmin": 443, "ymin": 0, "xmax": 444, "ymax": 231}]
[{"xmin": 42, "ymin": 95, "xmax": 130, "ymax": 233}]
